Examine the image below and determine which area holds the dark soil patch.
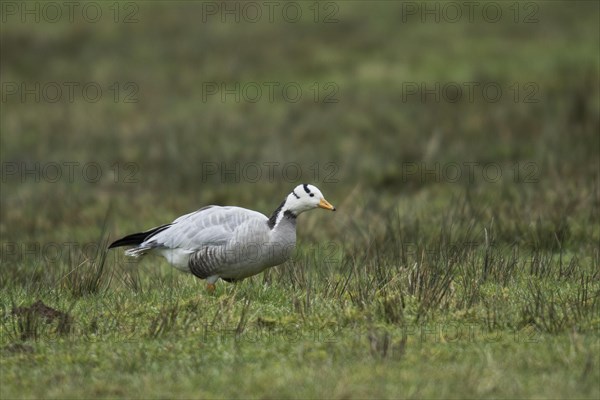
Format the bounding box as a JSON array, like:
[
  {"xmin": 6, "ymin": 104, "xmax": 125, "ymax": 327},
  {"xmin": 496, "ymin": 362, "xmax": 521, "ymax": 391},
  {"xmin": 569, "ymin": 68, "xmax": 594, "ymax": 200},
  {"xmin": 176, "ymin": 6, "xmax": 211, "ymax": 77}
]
[
  {"xmin": 12, "ymin": 300, "xmax": 69, "ymax": 322},
  {"xmin": 11, "ymin": 300, "xmax": 73, "ymax": 340}
]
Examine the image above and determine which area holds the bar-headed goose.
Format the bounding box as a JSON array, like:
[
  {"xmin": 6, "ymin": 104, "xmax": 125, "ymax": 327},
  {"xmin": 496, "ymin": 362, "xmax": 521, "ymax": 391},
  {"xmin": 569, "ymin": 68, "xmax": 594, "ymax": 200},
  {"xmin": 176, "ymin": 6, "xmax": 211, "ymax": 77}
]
[{"xmin": 109, "ymin": 184, "xmax": 335, "ymax": 291}]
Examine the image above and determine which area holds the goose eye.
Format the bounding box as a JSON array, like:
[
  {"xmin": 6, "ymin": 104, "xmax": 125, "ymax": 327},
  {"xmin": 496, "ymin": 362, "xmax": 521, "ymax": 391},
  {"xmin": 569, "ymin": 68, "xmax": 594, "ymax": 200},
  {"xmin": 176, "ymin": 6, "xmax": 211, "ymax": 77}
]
[{"xmin": 309, "ymin": 193, "xmax": 314, "ymax": 197}]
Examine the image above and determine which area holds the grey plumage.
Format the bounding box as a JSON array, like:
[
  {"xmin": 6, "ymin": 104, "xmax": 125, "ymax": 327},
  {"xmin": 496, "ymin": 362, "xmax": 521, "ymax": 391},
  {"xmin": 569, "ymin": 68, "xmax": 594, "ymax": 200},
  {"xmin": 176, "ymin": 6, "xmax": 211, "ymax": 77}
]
[{"xmin": 109, "ymin": 184, "xmax": 335, "ymax": 287}]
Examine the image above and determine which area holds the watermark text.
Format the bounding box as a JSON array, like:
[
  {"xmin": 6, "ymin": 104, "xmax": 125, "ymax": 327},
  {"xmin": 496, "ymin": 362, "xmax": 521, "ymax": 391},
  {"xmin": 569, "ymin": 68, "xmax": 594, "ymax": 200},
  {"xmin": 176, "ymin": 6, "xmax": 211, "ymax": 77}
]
[
  {"xmin": 1, "ymin": 162, "xmax": 139, "ymax": 184},
  {"xmin": 2, "ymin": 82, "xmax": 139, "ymax": 104},
  {"xmin": 1, "ymin": 1, "xmax": 139, "ymax": 23}
]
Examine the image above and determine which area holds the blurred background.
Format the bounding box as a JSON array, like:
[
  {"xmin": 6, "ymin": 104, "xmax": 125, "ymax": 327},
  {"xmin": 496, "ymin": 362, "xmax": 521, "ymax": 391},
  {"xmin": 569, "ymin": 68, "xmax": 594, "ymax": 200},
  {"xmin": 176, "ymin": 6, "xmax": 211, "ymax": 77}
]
[
  {"xmin": 2, "ymin": 3, "xmax": 599, "ymax": 396},
  {"xmin": 1, "ymin": 0, "xmax": 598, "ymax": 266}
]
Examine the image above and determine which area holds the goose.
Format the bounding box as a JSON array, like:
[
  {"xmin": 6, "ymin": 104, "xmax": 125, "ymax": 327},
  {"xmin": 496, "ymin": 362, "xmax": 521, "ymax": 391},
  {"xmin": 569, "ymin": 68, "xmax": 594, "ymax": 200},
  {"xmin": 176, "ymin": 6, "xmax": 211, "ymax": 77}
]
[{"xmin": 108, "ymin": 184, "xmax": 336, "ymax": 291}]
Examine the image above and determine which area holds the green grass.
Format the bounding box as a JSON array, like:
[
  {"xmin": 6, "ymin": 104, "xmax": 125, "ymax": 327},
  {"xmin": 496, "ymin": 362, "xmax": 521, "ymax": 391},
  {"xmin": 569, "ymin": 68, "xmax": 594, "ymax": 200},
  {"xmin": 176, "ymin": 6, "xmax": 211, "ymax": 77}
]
[{"xmin": 1, "ymin": 1, "xmax": 599, "ymax": 399}]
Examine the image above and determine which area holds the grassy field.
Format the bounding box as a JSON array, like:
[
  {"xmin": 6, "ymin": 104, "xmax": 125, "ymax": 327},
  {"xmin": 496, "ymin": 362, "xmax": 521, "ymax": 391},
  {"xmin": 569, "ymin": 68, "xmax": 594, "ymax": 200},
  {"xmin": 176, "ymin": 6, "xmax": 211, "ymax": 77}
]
[{"xmin": 1, "ymin": 1, "xmax": 599, "ymax": 398}]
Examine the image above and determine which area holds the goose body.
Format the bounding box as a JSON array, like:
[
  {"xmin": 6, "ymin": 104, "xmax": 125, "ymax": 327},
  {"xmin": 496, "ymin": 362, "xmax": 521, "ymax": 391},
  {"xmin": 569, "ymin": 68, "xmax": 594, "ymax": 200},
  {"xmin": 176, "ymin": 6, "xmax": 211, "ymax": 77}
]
[{"xmin": 109, "ymin": 184, "xmax": 335, "ymax": 289}]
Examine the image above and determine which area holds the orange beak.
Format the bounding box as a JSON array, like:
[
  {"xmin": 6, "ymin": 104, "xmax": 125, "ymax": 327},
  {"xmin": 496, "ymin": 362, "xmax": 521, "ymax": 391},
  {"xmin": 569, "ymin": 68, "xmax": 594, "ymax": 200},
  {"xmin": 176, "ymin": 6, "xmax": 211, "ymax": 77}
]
[{"xmin": 318, "ymin": 198, "xmax": 336, "ymax": 211}]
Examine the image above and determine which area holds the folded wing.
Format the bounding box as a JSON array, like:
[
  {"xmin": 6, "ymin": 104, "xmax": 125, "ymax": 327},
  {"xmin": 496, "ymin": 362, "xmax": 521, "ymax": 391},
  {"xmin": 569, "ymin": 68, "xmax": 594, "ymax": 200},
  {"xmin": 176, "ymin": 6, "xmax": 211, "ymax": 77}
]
[{"xmin": 144, "ymin": 206, "xmax": 268, "ymax": 251}]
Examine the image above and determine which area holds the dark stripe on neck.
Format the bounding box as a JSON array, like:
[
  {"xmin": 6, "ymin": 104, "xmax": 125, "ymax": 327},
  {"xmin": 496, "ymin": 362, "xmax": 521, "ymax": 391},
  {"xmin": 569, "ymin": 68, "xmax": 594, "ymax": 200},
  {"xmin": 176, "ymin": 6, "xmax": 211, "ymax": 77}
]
[
  {"xmin": 267, "ymin": 200, "xmax": 286, "ymax": 229},
  {"xmin": 267, "ymin": 199, "xmax": 298, "ymax": 230},
  {"xmin": 292, "ymin": 190, "xmax": 300, "ymax": 199}
]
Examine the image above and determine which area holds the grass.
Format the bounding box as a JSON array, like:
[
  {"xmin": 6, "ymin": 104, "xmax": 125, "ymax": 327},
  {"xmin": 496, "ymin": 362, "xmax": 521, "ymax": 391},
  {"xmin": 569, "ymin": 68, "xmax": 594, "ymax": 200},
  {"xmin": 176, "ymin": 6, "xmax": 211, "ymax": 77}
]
[{"xmin": 1, "ymin": 1, "xmax": 599, "ymax": 399}]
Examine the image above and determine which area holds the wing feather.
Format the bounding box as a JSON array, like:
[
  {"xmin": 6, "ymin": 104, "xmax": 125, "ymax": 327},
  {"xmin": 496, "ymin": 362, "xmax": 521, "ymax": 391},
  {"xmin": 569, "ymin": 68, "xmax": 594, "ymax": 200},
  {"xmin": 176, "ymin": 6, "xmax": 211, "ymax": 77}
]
[{"xmin": 143, "ymin": 206, "xmax": 268, "ymax": 251}]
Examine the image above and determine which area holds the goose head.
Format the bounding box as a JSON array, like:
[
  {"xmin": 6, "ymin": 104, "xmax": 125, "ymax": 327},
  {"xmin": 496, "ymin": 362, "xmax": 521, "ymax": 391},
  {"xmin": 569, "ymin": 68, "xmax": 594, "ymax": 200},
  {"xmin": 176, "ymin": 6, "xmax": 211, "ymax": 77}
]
[
  {"xmin": 285, "ymin": 184, "xmax": 336, "ymax": 215},
  {"xmin": 268, "ymin": 184, "xmax": 336, "ymax": 229}
]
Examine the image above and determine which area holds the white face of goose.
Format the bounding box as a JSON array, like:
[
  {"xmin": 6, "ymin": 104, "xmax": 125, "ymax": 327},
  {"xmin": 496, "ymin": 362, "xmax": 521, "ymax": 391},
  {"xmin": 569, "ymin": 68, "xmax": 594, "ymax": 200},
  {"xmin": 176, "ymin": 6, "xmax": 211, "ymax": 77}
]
[{"xmin": 285, "ymin": 184, "xmax": 336, "ymax": 215}]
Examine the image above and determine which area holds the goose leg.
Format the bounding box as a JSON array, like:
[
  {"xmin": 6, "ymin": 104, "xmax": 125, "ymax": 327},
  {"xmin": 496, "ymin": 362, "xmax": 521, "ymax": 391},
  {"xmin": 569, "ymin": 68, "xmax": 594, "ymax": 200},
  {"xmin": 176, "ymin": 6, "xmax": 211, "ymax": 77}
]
[
  {"xmin": 206, "ymin": 276, "xmax": 219, "ymax": 294},
  {"xmin": 207, "ymin": 283, "xmax": 216, "ymax": 293}
]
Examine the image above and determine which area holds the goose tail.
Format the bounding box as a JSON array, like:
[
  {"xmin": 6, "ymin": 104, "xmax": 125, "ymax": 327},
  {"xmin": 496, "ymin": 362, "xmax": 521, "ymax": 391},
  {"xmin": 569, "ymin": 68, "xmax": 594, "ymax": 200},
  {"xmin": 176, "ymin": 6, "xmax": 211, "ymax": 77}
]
[{"xmin": 108, "ymin": 224, "xmax": 171, "ymax": 257}]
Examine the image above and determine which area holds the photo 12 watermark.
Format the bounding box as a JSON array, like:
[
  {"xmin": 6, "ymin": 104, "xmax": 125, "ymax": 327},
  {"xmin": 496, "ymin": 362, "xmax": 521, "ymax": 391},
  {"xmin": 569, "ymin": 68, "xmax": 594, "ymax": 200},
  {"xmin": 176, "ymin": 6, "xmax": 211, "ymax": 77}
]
[
  {"xmin": 401, "ymin": 162, "xmax": 540, "ymax": 184},
  {"xmin": 199, "ymin": 162, "xmax": 340, "ymax": 184},
  {"xmin": 188, "ymin": 241, "xmax": 341, "ymax": 266},
  {"xmin": 401, "ymin": 82, "xmax": 540, "ymax": 104},
  {"xmin": 0, "ymin": 241, "xmax": 133, "ymax": 266},
  {"xmin": 1, "ymin": 161, "xmax": 140, "ymax": 184},
  {"xmin": 1, "ymin": 82, "xmax": 139, "ymax": 104},
  {"xmin": 402, "ymin": 322, "xmax": 539, "ymax": 344},
  {"xmin": 1, "ymin": 1, "xmax": 140, "ymax": 24},
  {"xmin": 200, "ymin": 1, "xmax": 340, "ymax": 24},
  {"xmin": 400, "ymin": 1, "xmax": 540, "ymax": 24},
  {"xmin": 201, "ymin": 82, "xmax": 340, "ymax": 104}
]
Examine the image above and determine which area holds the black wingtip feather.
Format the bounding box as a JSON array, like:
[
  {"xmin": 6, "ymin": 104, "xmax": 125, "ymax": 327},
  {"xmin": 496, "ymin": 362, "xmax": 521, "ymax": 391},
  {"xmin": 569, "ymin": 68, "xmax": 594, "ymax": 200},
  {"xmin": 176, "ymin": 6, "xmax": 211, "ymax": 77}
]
[
  {"xmin": 108, "ymin": 224, "xmax": 171, "ymax": 249},
  {"xmin": 108, "ymin": 232, "xmax": 148, "ymax": 249}
]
